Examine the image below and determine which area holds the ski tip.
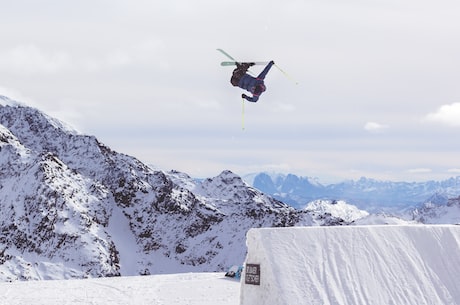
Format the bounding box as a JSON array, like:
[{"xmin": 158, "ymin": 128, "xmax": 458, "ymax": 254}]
[
  {"xmin": 221, "ymin": 61, "xmax": 270, "ymax": 66},
  {"xmin": 221, "ymin": 61, "xmax": 237, "ymax": 66}
]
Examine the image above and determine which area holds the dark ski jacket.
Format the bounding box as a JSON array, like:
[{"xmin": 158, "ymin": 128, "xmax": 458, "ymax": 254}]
[{"xmin": 238, "ymin": 61, "xmax": 274, "ymax": 102}]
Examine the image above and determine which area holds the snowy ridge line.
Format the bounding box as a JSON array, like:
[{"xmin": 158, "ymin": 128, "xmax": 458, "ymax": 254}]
[{"xmin": 0, "ymin": 95, "xmax": 20, "ymax": 106}]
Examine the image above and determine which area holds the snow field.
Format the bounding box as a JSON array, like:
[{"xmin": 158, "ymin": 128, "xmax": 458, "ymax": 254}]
[
  {"xmin": 0, "ymin": 273, "xmax": 239, "ymax": 305},
  {"xmin": 240, "ymin": 225, "xmax": 460, "ymax": 305}
]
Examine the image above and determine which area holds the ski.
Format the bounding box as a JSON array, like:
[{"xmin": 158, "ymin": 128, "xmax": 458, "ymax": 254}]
[
  {"xmin": 216, "ymin": 48, "xmax": 237, "ymax": 61},
  {"xmin": 221, "ymin": 61, "xmax": 269, "ymax": 66}
]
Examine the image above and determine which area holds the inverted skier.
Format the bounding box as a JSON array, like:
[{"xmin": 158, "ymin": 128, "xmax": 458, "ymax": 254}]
[{"xmin": 230, "ymin": 60, "xmax": 275, "ymax": 102}]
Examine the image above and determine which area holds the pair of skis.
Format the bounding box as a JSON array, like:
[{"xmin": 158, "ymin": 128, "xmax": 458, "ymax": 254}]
[
  {"xmin": 217, "ymin": 48, "xmax": 266, "ymax": 66},
  {"xmin": 217, "ymin": 48, "xmax": 298, "ymax": 84},
  {"xmin": 220, "ymin": 61, "xmax": 269, "ymax": 66}
]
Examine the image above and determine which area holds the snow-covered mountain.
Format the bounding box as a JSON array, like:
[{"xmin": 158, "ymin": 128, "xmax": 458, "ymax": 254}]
[
  {"xmin": 412, "ymin": 196, "xmax": 460, "ymax": 224},
  {"xmin": 304, "ymin": 199, "xmax": 369, "ymax": 225},
  {"xmin": 248, "ymin": 172, "xmax": 460, "ymax": 211},
  {"xmin": 0, "ymin": 96, "xmax": 320, "ymax": 281}
]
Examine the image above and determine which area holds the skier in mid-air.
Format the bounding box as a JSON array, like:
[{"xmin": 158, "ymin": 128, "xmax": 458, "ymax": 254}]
[{"xmin": 230, "ymin": 60, "xmax": 275, "ymax": 102}]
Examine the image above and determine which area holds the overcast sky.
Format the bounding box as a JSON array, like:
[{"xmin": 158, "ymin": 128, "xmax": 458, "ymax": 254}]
[{"xmin": 1, "ymin": 0, "xmax": 460, "ymax": 183}]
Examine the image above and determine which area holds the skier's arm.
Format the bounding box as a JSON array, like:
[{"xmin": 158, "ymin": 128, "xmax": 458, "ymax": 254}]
[
  {"xmin": 256, "ymin": 61, "xmax": 275, "ymax": 80},
  {"xmin": 242, "ymin": 94, "xmax": 259, "ymax": 103}
]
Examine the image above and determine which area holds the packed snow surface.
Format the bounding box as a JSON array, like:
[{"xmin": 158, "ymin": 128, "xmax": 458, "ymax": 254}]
[
  {"xmin": 2, "ymin": 226, "xmax": 460, "ymax": 305},
  {"xmin": 240, "ymin": 225, "xmax": 460, "ymax": 305},
  {"xmin": 0, "ymin": 273, "xmax": 239, "ymax": 305}
]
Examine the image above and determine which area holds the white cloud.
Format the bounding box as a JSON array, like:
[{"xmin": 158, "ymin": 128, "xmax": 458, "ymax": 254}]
[
  {"xmin": 0, "ymin": 45, "xmax": 71, "ymax": 75},
  {"xmin": 271, "ymin": 103, "xmax": 295, "ymax": 113},
  {"xmin": 424, "ymin": 103, "xmax": 460, "ymax": 127},
  {"xmin": 106, "ymin": 51, "xmax": 133, "ymax": 67},
  {"xmin": 0, "ymin": 40, "xmax": 167, "ymax": 75},
  {"xmin": 98, "ymin": 40, "xmax": 168, "ymax": 70},
  {"xmin": 406, "ymin": 168, "xmax": 432, "ymax": 174},
  {"xmin": 364, "ymin": 122, "xmax": 389, "ymax": 133},
  {"xmin": 447, "ymin": 168, "xmax": 460, "ymax": 174}
]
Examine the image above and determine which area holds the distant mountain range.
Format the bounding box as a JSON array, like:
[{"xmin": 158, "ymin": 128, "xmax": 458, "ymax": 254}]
[
  {"xmin": 0, "ymin": 95, "xmax": 459, "ymax": 282},
  {"xmin": 245, "ymin": 172, "xmax": 460, "ymax": 211}
]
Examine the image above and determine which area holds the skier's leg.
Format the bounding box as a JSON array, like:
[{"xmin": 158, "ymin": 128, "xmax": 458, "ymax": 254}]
[{"xmin": 256, "ymin": 61, "xmax": 275, "ymax": 80}]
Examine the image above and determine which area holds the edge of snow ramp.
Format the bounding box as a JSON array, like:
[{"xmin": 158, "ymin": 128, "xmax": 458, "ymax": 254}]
[{"xmin": 240, "ymin": 225, "xmax": 460, "ymax": 305}]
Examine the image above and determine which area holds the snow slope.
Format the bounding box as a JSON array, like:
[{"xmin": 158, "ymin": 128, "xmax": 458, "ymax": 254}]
[
  {"xmin": 240, "ymin": 225, "xmax": 460, "ymax": 305},
  {"xmin": 0, "ymin": 272, "xmax": 239, "ymax": 305}
]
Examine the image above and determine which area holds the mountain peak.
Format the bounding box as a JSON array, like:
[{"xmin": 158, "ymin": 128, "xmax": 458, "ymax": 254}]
[{"xmin": 0, "ymin": 103, "xmax": 80, "ymax": 154}]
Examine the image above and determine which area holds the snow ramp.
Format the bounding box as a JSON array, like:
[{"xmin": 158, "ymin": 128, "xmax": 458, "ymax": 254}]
[{"xmin": 240, "ymin": 225, "xmax": 460, "ymax": 305}]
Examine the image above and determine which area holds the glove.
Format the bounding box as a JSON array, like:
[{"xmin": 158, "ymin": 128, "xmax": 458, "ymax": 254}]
[
  {"xmin": 242, "ymin": 94, "xmax": 248, "ymax": 99},
  {"xmin": 241, "ymin": 63, "xmax": 251, "ymax": 70},
  {"xmin": 270, "ymin": 60, "xmax": 275, "ymax": 65}
]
